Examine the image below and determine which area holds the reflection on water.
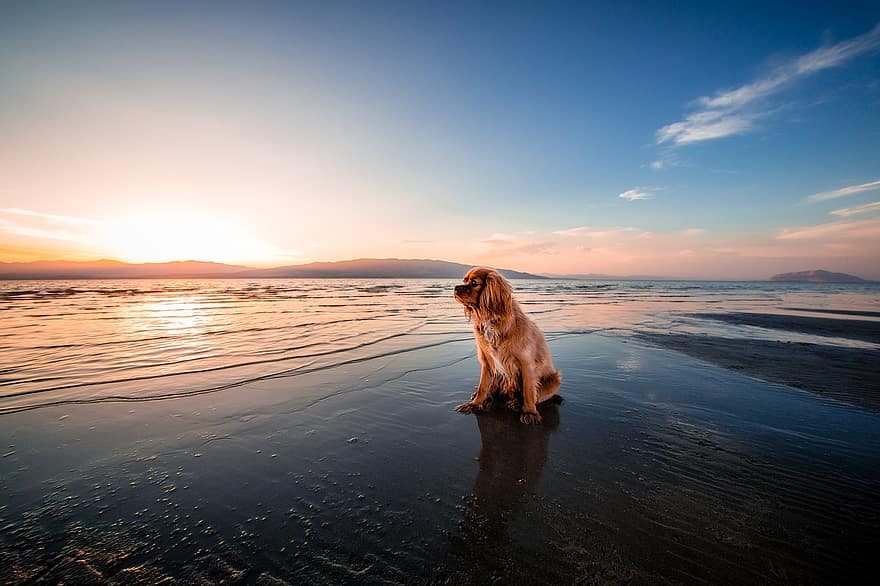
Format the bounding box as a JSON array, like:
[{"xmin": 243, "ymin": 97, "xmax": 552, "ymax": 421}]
[
  {"xmin": 465, "ymin": 403, "xmax": 559, "ymax": 535},
  {"xmin": 134, "ymin": 296, "xmax": 211, "ymax": 336},
  {"xmin": 444, "ymin": 402, "xmax": 561, "ymax": 581},
  {"xmin": 125, "ymin": 296, "xmax": 216, "ymax": 356}
]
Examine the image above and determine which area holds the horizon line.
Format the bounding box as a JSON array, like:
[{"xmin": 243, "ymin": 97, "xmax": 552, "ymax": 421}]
[{"xmin": 0, "ymin": 256, "xmax": 872, "ymax": 282}]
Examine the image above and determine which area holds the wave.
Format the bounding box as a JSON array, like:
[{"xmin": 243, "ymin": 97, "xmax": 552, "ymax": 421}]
[
  {"xmin": 3, "ymin": 277, "xmax": 878, "ymax": 418},
  {"xmin": 0, "ymin": 333, "xmax": 472, "ymax": 415}
]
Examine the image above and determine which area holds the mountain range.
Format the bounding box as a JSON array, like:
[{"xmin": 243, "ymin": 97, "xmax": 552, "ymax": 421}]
[
  {"xmin": 0, "ymin": 259, "xmax": 872, "ymax": 282},
  {"xmin": 0, "ymin": 258, "xmax": 544, "ymax": 280}
]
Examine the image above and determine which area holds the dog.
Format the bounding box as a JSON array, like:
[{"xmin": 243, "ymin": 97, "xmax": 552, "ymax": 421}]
[{"xmin": 453, "ymin": 267, "xmax": 562, "ymax": 424}]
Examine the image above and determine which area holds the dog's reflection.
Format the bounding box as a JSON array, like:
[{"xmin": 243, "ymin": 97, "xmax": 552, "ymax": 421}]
[{"xmin": 453, "ymin": 401, "xmax": 561, "ymax": 551}]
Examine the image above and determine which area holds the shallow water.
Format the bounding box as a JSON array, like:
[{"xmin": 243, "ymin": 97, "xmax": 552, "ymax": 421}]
[
  {"xmin": 2, "ymin": 278, "xmax": 878, "ymax": 414},
  {"xmin": 1, "ymin": 279, "xmax": 879, "ymax": 583}
]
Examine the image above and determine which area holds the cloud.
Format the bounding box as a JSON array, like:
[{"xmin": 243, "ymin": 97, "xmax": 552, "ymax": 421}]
[
  {"xmin": 657, "ymin": 111, "xmax": 759, "ymax": 145},
  {"xmin": 0, "ymin": 208, "xmax": 101, "ymax": 243},
  {"xmin": 0, "ymin": 218, "xmax": 85, "ymax": 242},
  {"xmin": 619, "ymin": 188, "xmax": 654, "ymax": 201},
  {"xmin": 476, "ymin": 233, "xmax": 556, "ymax": 257},
  {"xmin": 584, "ymin": 227, "xmax": 642, "ymax": 238},
  {"xmin": 464, "ymin": 221, "xmax": 879, "ymax": 280},
  {"xmin": 553, "ymin": 226, "xmax": 591, "ymax": 237},
  {"xmin": 645, "ymin": 152, "xmax": 687, "ymax": 171},
  {"xmin": 806, "ymin": 179, "xmax": 880, "ymax": 202},
  {"xmin": 831, "ymin": 201, "xmax": 880, "ymax": 217},
  {"xmin": 0, "ymin": 207, "xmax": 101, "ymax": 226},
  {"xmin": 776, "ymin": 218, "xmax": 880, "ymax": 240},
  {"xmin": 657, "ymin": 23, "xmax": 880, "ymax": 146},
  {"xmin": 553, "ymin": 226, "xmax": 641, "ymax": 238}
]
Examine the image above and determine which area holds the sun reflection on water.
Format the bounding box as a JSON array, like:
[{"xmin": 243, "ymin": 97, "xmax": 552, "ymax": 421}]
[{"xmin": 124, "ymin": 295, "xmax": 217, "ymax": 355}]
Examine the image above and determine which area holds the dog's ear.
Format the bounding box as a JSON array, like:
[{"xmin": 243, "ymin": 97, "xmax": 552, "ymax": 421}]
[{"xmin": 480, "ymin": 271, "xmax": 513, "ymax": 318}]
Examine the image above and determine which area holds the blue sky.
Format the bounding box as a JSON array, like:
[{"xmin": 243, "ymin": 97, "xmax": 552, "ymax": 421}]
[{"xmin": 1, "ymin": 1, "xmax": 879, "ymax": 278}]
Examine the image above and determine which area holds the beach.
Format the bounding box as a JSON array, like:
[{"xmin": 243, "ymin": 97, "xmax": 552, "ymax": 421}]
[{"xmin": 1, "ymin": 279, "xmax": 879, "ymax": 584}]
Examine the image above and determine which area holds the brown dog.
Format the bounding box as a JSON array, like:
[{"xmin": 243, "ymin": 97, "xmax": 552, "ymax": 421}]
[{"xmin": 453, "ymin": 267, "xmax": 562, "ymax": 424}]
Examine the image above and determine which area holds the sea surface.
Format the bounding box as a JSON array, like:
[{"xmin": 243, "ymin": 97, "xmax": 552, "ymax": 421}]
[
  {"xmin": 1, "ymin": 278, "xmax": 879, "ymax": 583},
  {"xmin": 2, "ymin": 278, "xmax": 878, "ymax": 414}
]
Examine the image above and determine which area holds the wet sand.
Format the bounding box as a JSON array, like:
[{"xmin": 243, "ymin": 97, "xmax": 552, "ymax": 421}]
[
  {"xmin": 687, "ymin": 311, "xmax": 880, "ymax": 344},
  {"xmin": 2, "ymin": 332, "xmax": 879, "ymax": 584},
  {"xmin": 636, "ymin": 333, "xmax": 880, "ymax": 411}
]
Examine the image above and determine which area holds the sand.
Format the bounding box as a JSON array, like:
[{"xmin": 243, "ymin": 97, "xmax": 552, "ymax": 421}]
[
  {"xmin": 688, "ymin": 311, "xmax": 880, "ymax": 344},
  {"xmin": 636, "ymin": 332, "xmax": 880, "ymax": 411},
  {"xmin": 2, "ymin": 331, "xmax": 879, "ymax": 584}
]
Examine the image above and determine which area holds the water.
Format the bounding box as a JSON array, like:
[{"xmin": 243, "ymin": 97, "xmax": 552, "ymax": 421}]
[
  {"xmin": 2, "ymin": 278, "xmax": 877, "ymax": 414},
  {"xmin": 1, "ymin": 278, "xmax": 879, "ymax": 583}
]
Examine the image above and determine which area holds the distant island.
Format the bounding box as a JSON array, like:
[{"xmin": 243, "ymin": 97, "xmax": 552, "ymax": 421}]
[
  {"xmin": 770, "ymin": 269, "xmax": 867, "ymax": 283},
  {"xmin": 0, "ymin": 258, "xmax": 544, "ymax": 280}
]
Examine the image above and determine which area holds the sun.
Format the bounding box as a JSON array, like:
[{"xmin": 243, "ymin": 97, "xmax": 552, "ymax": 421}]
[{"xmin": 99, "ymin": 210, "xmax": 285, "ymax": 266}]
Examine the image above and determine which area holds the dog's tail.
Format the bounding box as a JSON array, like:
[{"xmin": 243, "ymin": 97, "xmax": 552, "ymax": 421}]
[{"xmin": 538, "ymin": 370, "xmax": 562, "ymax": 399}]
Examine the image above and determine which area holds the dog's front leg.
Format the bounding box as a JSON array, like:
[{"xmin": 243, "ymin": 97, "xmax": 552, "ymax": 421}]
[
  {"xmin": 519, "ymin": 359, "xmax": 542, "ymax": 425},
  {"xmin": 456, "ymin": 350, "xmax": 493, "ymax": 414}
]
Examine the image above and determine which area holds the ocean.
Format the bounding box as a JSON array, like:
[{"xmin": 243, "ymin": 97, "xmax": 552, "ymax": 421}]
[
  {"xmin": 1, "ymin": 278, "xmax": 879, "ymax": 583},
  {"xmin": 2, "ymin": 278, "xmax": 877, "ymax": 414}
]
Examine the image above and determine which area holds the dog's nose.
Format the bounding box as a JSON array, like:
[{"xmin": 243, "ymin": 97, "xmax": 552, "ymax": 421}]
[{"xmin": 454, "ymin": 285, "xmax": 466, "ymax": 295}]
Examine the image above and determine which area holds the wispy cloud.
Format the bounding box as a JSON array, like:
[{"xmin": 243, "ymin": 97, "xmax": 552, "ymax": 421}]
[
  {"xmin": 645, "ymin": 151, "xmax": 687, "ymax": 172},
  {"xmin": 0, "ymin": 218, "xmax": 87, "ymax": 242},
  {"xmin": 476, "ymin": 233, "xmax": 556, "ymax": 256},
  {"xmin": 657, "ymin": 111, "xmax": 759, "ymax": 145},
  {"xmin": 553, "ymin": 226, "xmax": 641, "ymax": 238},
  {"xmin": 805, "ymin": 179, "xmax": 880, "ymax": 202},
  {"xmin": 619, "ymin": 188, "xmax": 654, "ymax": 201},
  {"xmin": 553, "ymin": 226, "xmax": 587, "ymax": 237},
  {"xmin": 831, "ymin": 201, "xmax": 880, "ymax": 217},
  {"xmin": 0, "ymin": 208, "xmax": 101, "ymax": 243},
  {"xmin": 657, "ymin": 23, "xmax": 880, "ymax": 146},
  {"xmin": 0, "ymin": 207, "xmax": 102, "ymax": 226},
  {"xmin": 777, "ymin": 218, "xmax": 880, "ymax": 240}
]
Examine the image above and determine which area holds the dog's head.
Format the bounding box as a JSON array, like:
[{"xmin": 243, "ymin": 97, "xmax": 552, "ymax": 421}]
[{"xmin": 454, "ymin": 267, "xmax": 512, "ymax": 319}]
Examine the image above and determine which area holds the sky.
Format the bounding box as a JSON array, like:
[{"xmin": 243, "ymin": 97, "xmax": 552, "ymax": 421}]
[{"xmin": 1, "ymin": 1, "xmax": 879, "ymax": 279}]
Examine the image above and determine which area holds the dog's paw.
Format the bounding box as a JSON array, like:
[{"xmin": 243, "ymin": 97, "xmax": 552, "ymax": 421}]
[
  {"xmin": 520, "ymin": 411, "xmax": 542, "ymax": 425},
  {"xmin": 505, "ymin": 398, "xmax": 520, "ymax": 411},
  {"xmin": 455, "ymin": 401, "xmax": 484, "ymax": 414}
]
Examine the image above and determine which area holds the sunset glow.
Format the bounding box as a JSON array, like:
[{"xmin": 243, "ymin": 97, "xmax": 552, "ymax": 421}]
[
  {"xmin": 1, "ymin": 4, "xmax": 878, "ymax": 278},
  {"xmin": 98, "ymin": 210, "xmax": 293, "ymax": 266}
]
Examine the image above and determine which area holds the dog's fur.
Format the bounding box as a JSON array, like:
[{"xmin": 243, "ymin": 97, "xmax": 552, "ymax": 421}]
[{"xmin": 453, "ymin": 268, "xmax": 562, "ymax": 424}]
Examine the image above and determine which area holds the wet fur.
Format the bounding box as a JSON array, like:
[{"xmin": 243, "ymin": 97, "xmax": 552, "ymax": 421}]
[{"xmin": 453, "ymin": 268, "xmax": 562, "ymax": 424}]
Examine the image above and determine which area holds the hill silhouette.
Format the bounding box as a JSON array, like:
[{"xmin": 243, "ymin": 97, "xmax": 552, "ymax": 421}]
[
  {"xmin": 0, "ymin": 258, "xmax": 544, "ymax": 280},
  {"xmin": 770, "ymin": 269, "xmax": 867, "ymax": 283}
]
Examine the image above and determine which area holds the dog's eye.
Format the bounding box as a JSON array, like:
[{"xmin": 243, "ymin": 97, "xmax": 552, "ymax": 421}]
[{"xmin": 471, "ymin": 279, "xmax": 479, "ymax": 287}]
